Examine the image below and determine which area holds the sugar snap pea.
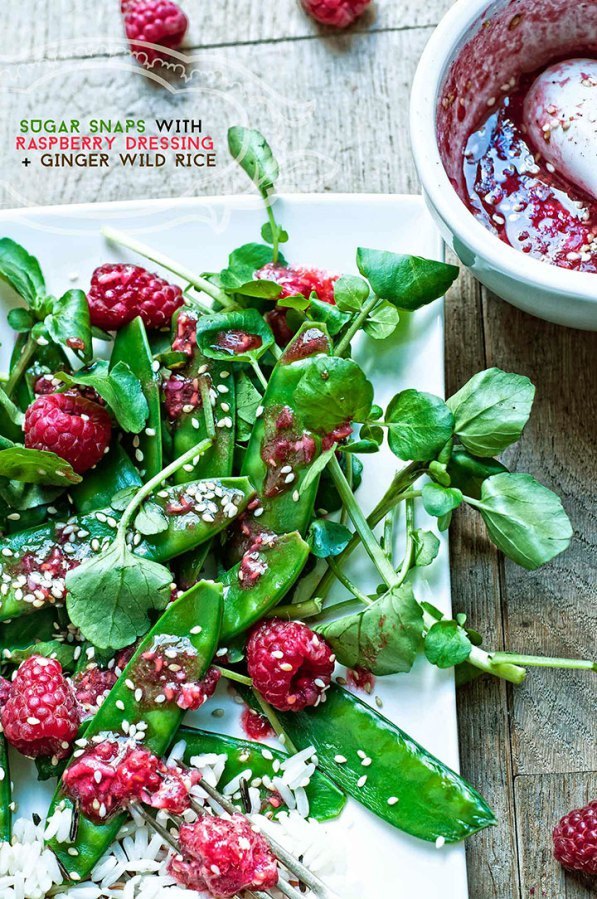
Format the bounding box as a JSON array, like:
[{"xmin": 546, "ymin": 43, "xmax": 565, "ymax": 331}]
[
  {"xmin": 111, "ymin": 317, "xmax": 163, "ymax": 480},
  {"xmin": 220, "ymin": 531, "xmax": 309, "ymax": 641},
  {"xmin": 277, "ymin": 684, "xmax": 496, "ymax": 844},
  {"xmin": 47, "ymin": 579, "xmax": 223, "ymax": 880},
  {"xmin": 0, "ymin": 735, "xmax": 11, "ymax": 842},
  {"xmin": 176, "ymin": 726, "xmax": 345, "ymax": 822},
  {"xmin": 70, "ymin": 441, "xmax": 142, "ymax": 514},
  {"xmin": 0, "ymin": 476, "xmax": 254, "ymax": 622},
  {"xmin": 241, "ymin": 323, "xmax": 332, "ymax": 537}
]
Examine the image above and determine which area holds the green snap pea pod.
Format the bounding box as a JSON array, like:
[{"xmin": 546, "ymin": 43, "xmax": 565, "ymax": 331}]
[
  {"xmin": 0, "ymin": 605, "xmax": 58, "ymax": 653},
  {"xmin": 0, "ymin": 477, "xmax": 254, "ymax": 622},
  {"xmin": 5, "ymin": 505, "xmax": 49, "ymax": 534},
  {"xmin": 111, "ymin": 318, "xmax": 163, "ymax": 480},
  {"xmin": 220, "ymin": 531, "xmax": 309, "ymax": 642},
  {"xmin": 241, "ymin": 323, "xmax": 332, "ymax": 536},
  {"xmin": 0, "ymin": 735, "xmax": 11, "ymax": 842},
  {"xmin": 48, "ymin": 580, "xmax": 223, "ymax": 880},
  {"xmin": 277, "ymin": 684, "xmax": 496, "ymax": 844},
  {"xmin": 170, "ymin": 310, "xmax": 236, "ymax": 485},
  {"xmin": 176, "ymin": 726, "xmax": 345, "ymax": 822},
  {"xmin": 71, "ymin": 442, "xmax": 142, "ymax": 514}
]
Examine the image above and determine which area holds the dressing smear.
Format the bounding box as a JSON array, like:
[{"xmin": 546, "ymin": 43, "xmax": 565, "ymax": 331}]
[{"xmin": 463, "ymin": 57, "xmax": 597, "ymax": 272}]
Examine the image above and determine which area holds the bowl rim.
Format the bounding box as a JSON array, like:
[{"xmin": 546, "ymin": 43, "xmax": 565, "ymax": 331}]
[{"xmin": 409, "ymin": 0, "xmax": 597, "ymax": 305}]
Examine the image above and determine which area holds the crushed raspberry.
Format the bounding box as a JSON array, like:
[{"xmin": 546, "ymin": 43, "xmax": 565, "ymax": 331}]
[
  {"xmin": 261, "ymin": 406, "xmax": 316, "ymax": 498},
  {"xmin": 300, "ymin": 0, "xmax": 371, "ymax": 27},
  {"xmin": 322, "ymin": 421, "xmax": 353, "ymax": 451},
  {"xmin": 87, "ymin": 263, "xmax": 183, "ymax": 331},
  {"xmin": 241, "ymin": 707, "xmax": 275, "ymax": 741},
  {"xmin": 553, "ymin": 801, "xmax": 597, "ymax": 874},
  {"xmin": 123, "ymin": 0, "xmax": 188, "ymax": 66},
  {"xmin": 214, "ymin": 329, "xmax": 263, "ymax": 355},
  {"xmin": 265, "ymin": 307, "xmax": 294, "ymax": 347},
  {"xmin": 163, "ymin": 374, "xmax": 201, "ymax": 420},
  {"xmin": 256, "ymin": 263, "xmax": 338, "ymax": 304},
  {"xmin": 172, "ymin": 310, "xmax": 198, "ymax": 356},
  {"xmin": 33, "ymin": 375, "xmax": 104, "ymax": 407},
  {"xmin": 346, "ymin": 666, "xmax": 375, "ymax": 694},
  {"xmin": 62, "ymin": 738, "xmax": 200, "ymax": 822},
  {"xmin": 238, "ymin": 547, "xmax": 268, "ymax": 587},
  {"xmin": 24, "ymin": 392, "xmax": 112, "ymax": 475},
  {"xmin": 73, "ymin": 666, "xmax": 117, "ymax": 718},
  {"xmin": 130, "ymin": 635, "xmax": 217, "ymax": 711},
  {"xmin": 1, "ymin": 656, "xmax": 80, "ymax": 759},
  {"xmin": 169, "ymin": 814, "xmax": 278, "ymax": 898},
  {"xmin": 281, "ymin": 326, "xmax": 329, "ymax": 363},
  {"xmin": 246, "ymin": 619, "xmax": 334, "ymax": 712}
]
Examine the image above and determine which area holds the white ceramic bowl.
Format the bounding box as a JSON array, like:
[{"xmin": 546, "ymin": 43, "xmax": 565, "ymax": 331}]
[{"xmin": 410, "ymin": 0, "xmax": 597, "ymax": 331}]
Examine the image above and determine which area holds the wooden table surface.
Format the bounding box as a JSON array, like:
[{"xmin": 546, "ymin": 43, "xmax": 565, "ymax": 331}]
[{"xmin": 1, "ymin": 2, "xmax": 596, "ymax": 897}]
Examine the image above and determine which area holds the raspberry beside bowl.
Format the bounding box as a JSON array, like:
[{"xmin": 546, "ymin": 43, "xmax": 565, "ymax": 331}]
[{"xmin": 410, "ymin": 0, "xmax": 597, "ymax": 331}]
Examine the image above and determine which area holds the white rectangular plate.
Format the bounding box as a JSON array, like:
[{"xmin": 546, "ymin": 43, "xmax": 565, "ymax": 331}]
[{"xmin": 0, "ymin": 194, "xmax": 468, "ymax": 899}]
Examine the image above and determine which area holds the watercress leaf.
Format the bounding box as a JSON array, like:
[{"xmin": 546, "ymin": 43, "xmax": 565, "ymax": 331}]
[
  {"xmin": 295, "ymin": 357, "xmax": 374, "ymax": 433},
  {"xmin": 7, "ymin": 308, "xmax": 34, "ymax": 333},
  {"xmin": 386, "ymin": 389, "xmax": 454, "ymax": 462},
  {"xmin": 447, "ymin": 368, "xmax": 535, "ymax": 456},
  {"xmin": 0, "ymin": 389, "xmax": 25, "ymax": 428},
  {"xmin": 424, "ymin": 620, "xmax": 472, "ymax": 668},
  {"xmin": 363, "ymin": 299, "xmax": 400, "ymax": 340},
  {"xmin": 196, "ymin": 310, "xmax": 274, "ymax": 364},
  {"xmin": 422, "ymin": 482, "xmax": 463, "ymax": 518},
  {"xmin": 428, "ymin": 460, "xmax": 451, "ymax": 487},
  {"xmin": 356, "ymin": 248, "xmax": 459, "ymax": 311},
  {"xmin": 318, "ymin": 582, "xmax": 424, "ymax": 675},
  {"xmin": 447, "ymin": 448, "xmax": 508, "ymax": 500},
  {"xmin": 0, "ymin": 238, "xmax": 46, "ymax": 309},
  {"xmin": 110, "ymin": 486, "xmax": 138, "ymax": 511},
  {"xmin": 341, "ymin": 438, "xmax": 380, "ymax": 454},
  {"xmin": 229, "ymin": 243, "xmax": 284, "ymax": 273},
  {"xmin": 233, "ymin": 280, "xmax": 282, "ymax": 299},
  {"xmin": 228, "ymin": 127, "xmax": 279, "ymax": 196},
  {"xmin": 56, "ymin": 360, "xmax": 148, "ymax": 433},
  {"xmin": 45, "ymin": 289, "xmax": 92, "ymax": 363},
  {"xmin": 0, "ymin": 446, "xmax": 81, "ymax": 485},
  {"xmin": 261, "ymin": 221, "xmax": 289, "ymax": 245},
  {"xmin": 438, "ymin": 511, "xmax": 453, "ymax": 531},
  {"xmin": 300, "ymin": 444, "xmax": 337, "ymax": 496},
  {"xmin": 134, "ymin": 502, "xmax": 169, "ymax": 536},
  {"xmin": 309, "ymin": 519, "xmax": 352, "ymax": 558},
  {"xmin": 278, "ymin": 295, "xmax": 311, "ymax": 312},
  {"xmin": 369, "ymin": 404, "xmax": 383, "ymax": 420},
  {"xmin": 412, "ymin": 529, "xmax": 440, "ymax": 567},
  {"xmin": 66, "ymin": 540, "xmax": 172, "ymax": 650},
  {"xmin": 420, "ymin": 601, "xmax": 443, "ymax": 621},
  {"xmin": 307, "ymin": 297, "xmax": 351, "ymax": 337},
  {"xmin": 0, "ymin": 480, "xmax": 63, "ymax": 511},
  {"xmin": 360, "ymin": 423, "xmax": 383, "ymax": 444},
  {"xmin": 333, "ymin": 275, "xmax": 370, "ymax": 313},
  {"xmin": 469, "ymin": 472, "xmax": 573, "ymax": 570}
]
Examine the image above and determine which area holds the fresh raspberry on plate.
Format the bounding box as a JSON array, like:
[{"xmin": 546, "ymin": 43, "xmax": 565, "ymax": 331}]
[
  {"xmin": 24, "ymin": 392, "xmax": 112, "ymax": 475},
  {"xmin": 124, "ymin": 0, "xmax": 188, "ymax": 66},
  {"xmin": 553, "ymin": 800, "xmax": 597, "ymax": 874},
  {"xmin": 1, "ymin": 656, "xmax": 80, "ymax": 759},
  {"xmin": 256, "ymin": 263, "xmax": 339, "ymax": 304},
  {"xmin": 246, "ymin": 618, "xmax": 334, "ymax": 712},
  {"xmin": 169, "ymin": 814, "xmax": 278, "ymax": 898},
  {"xmin": 87, "ymin": 263, "xmax": 184, "ymax": 331},
  {"xmin": 299, "ymin": 0, "xmax": 371, "ymax": 28}
]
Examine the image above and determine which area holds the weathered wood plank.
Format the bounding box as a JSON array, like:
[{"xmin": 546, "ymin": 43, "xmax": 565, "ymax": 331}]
[
  {"xmin": 515, "ymin": 772, "xmax": 597, "ymax": 899},
  {"xmin": 0, "ymin": 0, "xmax": 452, "ymax": 63},
  {"xmin": 482, "ymin": 295, "xmax": 597, "ymax": 776},
  {"xmin": 0, "ymin": 27, "xmax": 430, "ymax": 209},
  {"xmin": 445, "ymin": 265, "xmax": 521, "ymax": 899}
]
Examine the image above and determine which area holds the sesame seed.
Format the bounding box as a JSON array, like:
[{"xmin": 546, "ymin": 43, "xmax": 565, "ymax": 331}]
[
  {"xmin": 27, "ymin": 717, "xmax": 40, "ymax": 726},
  {"xmin": 261, "ymin": 749, "xmax": 274, "ymax": 760},
  {"xmin": 387, "ymin": 796, "xmax": 399, "ymax": 806},
  {"xmin": 435, "ymin": 837, "xmax": 445, "ymax": 849},
  {"xmin": 357, "ymin": 750, "xmax": 366, "ymax": 759},
  {"xmin": 271, "ymin": 650, "xmax": 284, "ymax": 659},
  {"xmin": 280, "ymin": 663, "xmax": 293, "ymax": 672},
  {"xmin": 70, "ymin": 872, "xmax": 81, "ymax": 881},
  {"xmin": 357, "ymin": 775, "xmax": 368, "ymax": 788},
  {"xmin": 190, "ymin": 625, "xmax": 202, "ymax": 634},
  {"xmin": 145, "ymin": 427, "xmax": 156, "ymax": 437},
  {"xmin": 334, "ymin": 755, "xmax": 347, "ymax": 764},
  {"xmin": 361, "ymin": 757, "xmax": 372, "ymax": 767},
  {"xmin": 220, "ymin": 370, "xmax": 230, "ymax": 378}
]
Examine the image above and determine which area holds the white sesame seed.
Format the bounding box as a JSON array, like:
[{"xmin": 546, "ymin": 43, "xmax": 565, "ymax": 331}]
[
  {"xmin": 435, "ymin": 837, "xmax": 445, "ymax": 849},
  {"xmin": 271, "ymin": 650, "xmax": 284, "ymax": 659},
  {"xmin": 357, "ymin": 775, "xmax": 368, "ymax": 788},
  {"xmin": 190, "ymin": 625, "xmax": 202, "ymax": 634},
  {"xmin": 27, "ymin": 717, "xmax": 40, "ymax": 726},
  {"xmin": 361, "ymin": 757, "xmax": 372, "ymax": 767},
  {"xmin": 387, "ymin": 796, "xmax": 399, "ymax": 806},
  {"xmin": 334, "ymin": 755, "xmax": 347, "ymax": 764}
]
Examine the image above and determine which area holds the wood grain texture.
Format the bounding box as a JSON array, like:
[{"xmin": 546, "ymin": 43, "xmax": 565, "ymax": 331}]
[
  {"xmin": 0, "ymin": 3, "xmax": 596, "ymax": 899},
  {"xmin": 515, "ymin": 773, "xmax": 597, "ymax": 898}
]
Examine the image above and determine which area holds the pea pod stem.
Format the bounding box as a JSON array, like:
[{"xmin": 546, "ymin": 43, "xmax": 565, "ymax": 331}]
[
  {"xmin": 117, "ymin": 437, "xmax": 213, "ymax": 539},
  {"xmin": 215, "ymin": 666, "xmax": 252, "ymax": 686},
  {"xmin": 490, "ymin": 652, "xmax": 596, "ymax": 671},
  {"xmin": 334, "ymin": 293, "xmax": 380, "ymax": 356},
  {"xmin": 266, "ymin": 598, "xmax": 323, "ymax": 620},
  {"xmin": 4, "ymin": 333, "xmax": 36, "ymax": 398},
  {"xmin": 101, "ymin": 227, "xmax": 235, "ymax": 310}
]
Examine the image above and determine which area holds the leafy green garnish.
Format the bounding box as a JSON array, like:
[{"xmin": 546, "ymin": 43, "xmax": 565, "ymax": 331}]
[
  {"xmin": 356, "ymin": 248, "xmax": 459, "ymax": 311},
  {"xmin": 0, "ymin": 446, "xmax": 81, "ymax": 485},
  {"xmin": 447, "ymin": 449, "xmax": 508, "ymax": 500},
  {"xmin": 196, "ymin": 310, "xmax": 274, "ymax": 364},
  {"xmin": 333, "ymin": 275, "xmax": 370, "ymax": 312},
  {"xmin": 235, "ymin": 371, "xmax": 263, "ymax": 442},
  {"xmin": 44, "ymin": 289, "xmax": 92, "ymax": 363},
  {"xmin": 412, "ymin": 529, "xmax": 440, "ymax": 567},
  {"xmin": 309, "ymin": 519, "xmax": 352, "ymax": 558},
  {"xmin": 422, "ymin": 482, "xmax": 463, "ymax": 517},
  {"xmin": 56, "ymin": 360, "xmax": 148, "ymax": 433},
  {"xmin": 424, "ymin": 619, "xmax": 472, "ymax": 668},
  {"xmin": 295, "ymin": 357, "xmax": 373, "ymax": 433},
  {"xmin": 0, "ymin": 238, "xmax": 46, "ymax": 308},
  {"xmin": 385, "ymin": 389, "xmax": 454, "ymax": 462}
]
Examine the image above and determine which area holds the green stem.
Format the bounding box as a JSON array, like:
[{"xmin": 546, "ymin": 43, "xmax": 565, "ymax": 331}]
[
  {"xmin": 250, "ymin": 359, "xmax": 268, "ymax": 391},
  {"xmin": 4, "ymin": 333, "xmax": 36, "ymax": 398},
  {"xmin": 328, "ymin": 558, "xmax": 373, "ymax": 605},
  {"xmin": 490, "ymin": 652, "xmax": 596, "ymax": 671},
  {"xmin": 341, "ymin": 454, "xmax": 353, "ymax": 527},
  {"xmin": 252, "ymin": 689, "xmax": 298, "ymax": 753},
  {"xmin": 216, "ymin": 666, "xmax": 253, "ymax": 686},
  {"xmin": 313, "ymin": 597, "xmax": 366, "ymax": 623},
  {"xmin": 102, "ymin": 227, "xmax": 235, "ymax": 309},
  {"xmin": 199, "ymin": 378, "xmax": 215, "ymax": 438},
  {"xmin": 266, "ymin": 598, "xmax": 323, "ymax": 620},
  {"xmin": 395, "ymin": 498, "xmax": 415, "ymax": 588},
  {"xmin": 265, "ymin": 197, "xmax": 279, "ymax": 264},
  {"xmin": 328, "ymin": 455, "xmax": 398, "ymax": 587},
  {"xmin": 117, "ymin": 437, "xmax": 212, "ymax": 539},
  {"xmin": 183, "ymin": 286, "xmax": 214, "ymax": 316},
  {"xmin": 334, "ymin": 294, "xmax": 380, "ymax": 356}
]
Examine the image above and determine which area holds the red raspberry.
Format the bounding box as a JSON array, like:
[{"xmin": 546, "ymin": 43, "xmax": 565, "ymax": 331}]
[
  {"xmin": 24, "ymin": 392, "xmax": 112, "ymax": 475},
  {"xmin": 124, "ymin": 0, "xmax": 188, "ymax": 66},
  {"xmin": 246, "ymin": 619, "xmax": 334, "ymax": 712},
  {"xmin": 1, "ymin": 656, "xmax": 80, "ymax": 759},
  {"xmin": 73, "ymin": 666, "xmax": 118, "ymax": 718},
  {"xmin": 169, "ymin": 814, "xmax": 278, "ymax": 898},
  {"xmin": 0, "ymin": 677, "xmax": 11, "ymax": 707},
  {"xmin": 299, "ymin": 0, "xmax": 371, "ymax": 27},
  {"xmin": 87, "ymin": 263, "xmax": 184, "ymax": 331},
  {"xmin": 553, "ymin": 801, "xmax": 597, "ymax": 874},
  {"xmin": 256, "ymin": 263, "xmax": 338, "ymax": 304}
]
